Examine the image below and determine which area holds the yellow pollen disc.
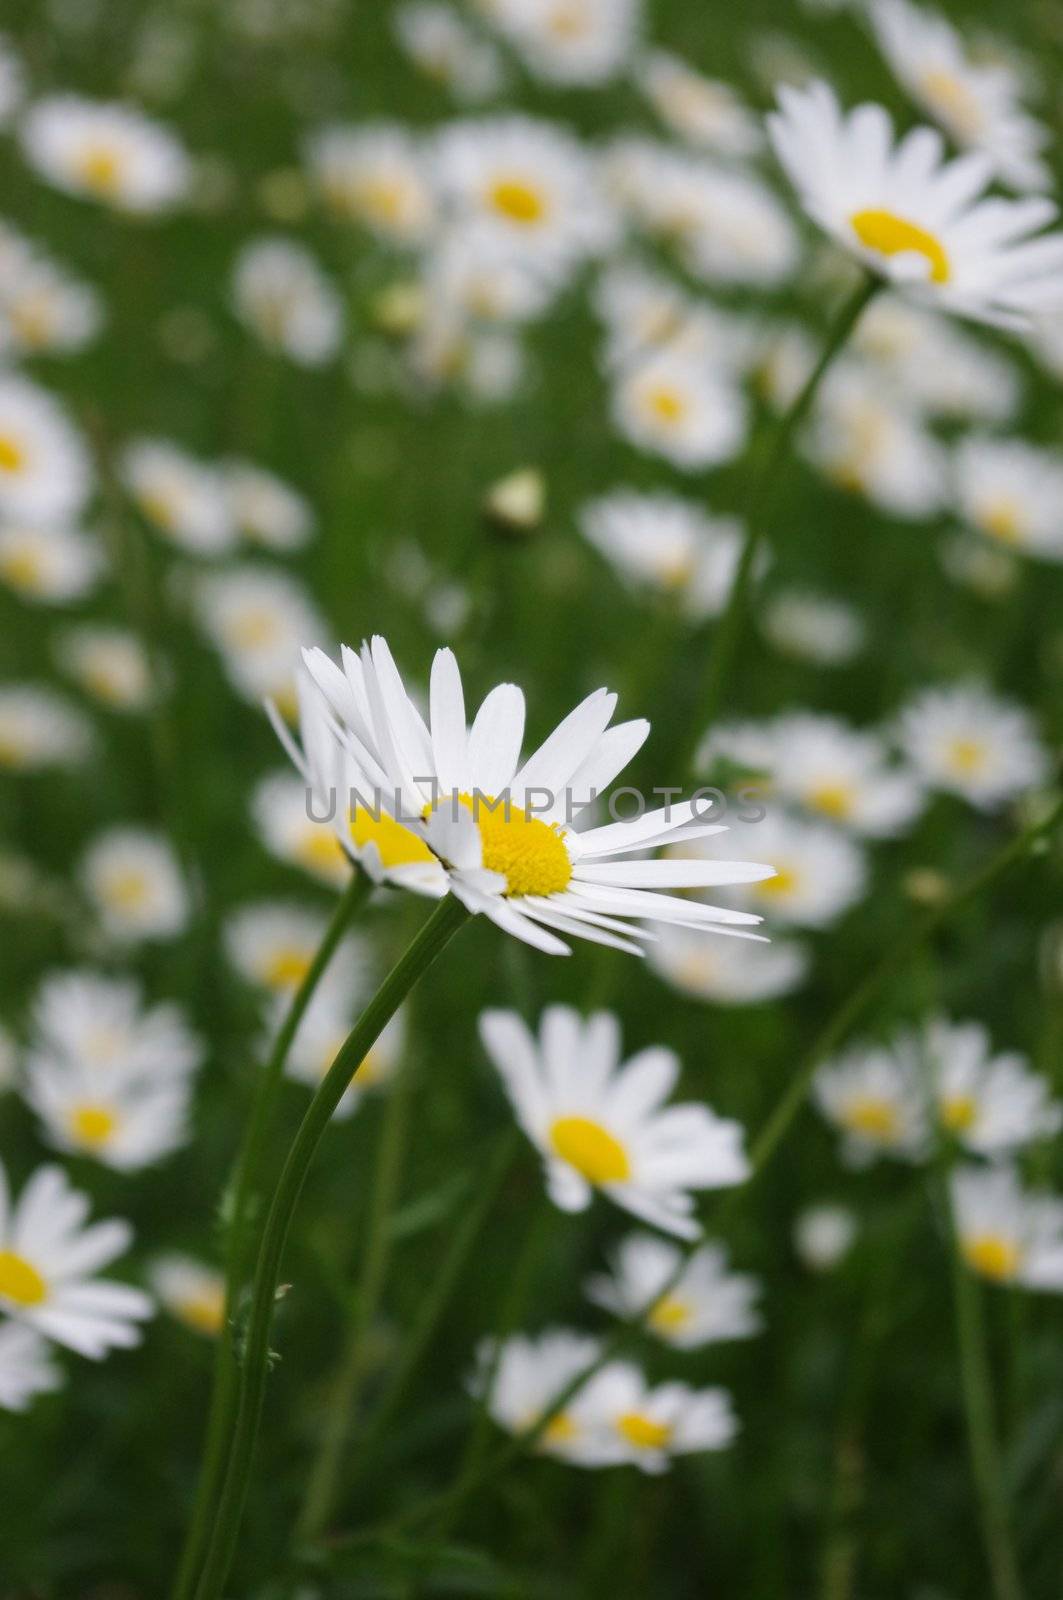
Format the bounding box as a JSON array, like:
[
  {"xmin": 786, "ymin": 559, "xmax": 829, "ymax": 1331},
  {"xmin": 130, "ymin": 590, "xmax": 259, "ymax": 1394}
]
[
  {"xmin": 0, "ymin": 1250, "xmax": 48, "ymax": 1307},
  {"xmin": 842, "ymin": 1096, "xmax": 899, "ymax": 1142},
  {"xmin": 296, "ymin": 825, "xmax": 348, "ymax": 879},
  {"xmin": 350, "ymin": 807, "xmax": 437, "ymax": 869},
  {"xmin": 920, "ymin": 69, "xmax": 984, "ymax": 139},
  {"xmin": 756, "ymin": 864, "xmax": 798, "ymax": 899},
  {"xmin": 79, "ymin": 145, "xmax": 124, "ymax": 196},
  {"xmin": 850, "ymin": 209, "xmax": 951, "ymax": 285},
  {"xmin": 264, "ymin": 947, "xmax": 313, "ymax": 988},
  {"xmin": 549, "ymin": 1115, "xmax": 631, "ymax": 1184},
  {"xmin": 617, "ymin": 1411, "xmax": 673, "ymax": 1450},
  {"xmin": 645, "ymin": 384, "xmax": 688, "ymax": 425},
  {"xmin": 548, "ymin": 2, "xmax": 588, "ymax": 37},
  {"xmin": 70, "ymin": 1103, "xmax": 119, "ymax": 1146},
  {"xmin": 178, "ymin": 1289, "xmax": 226, "ymax": 1336},
  {"xmin": 229, "ymin": 609, "xmax": 280, "ymax": 649},
  {"xmin": 488, "ymin": 177, "xmax": 547, "ymax": 225},
  {"xmin": 0, "ymin": 547, "xmax": 44, "ymax": 591},
  {"xmin": 648, "ymin": 1295, "xmax": 693, "ymax": 1334},
  {"xmin": 940, "ymin": 1094, "xmax": 978, "ymax": 1133},
  {"xmin": 104, "ymin": 869, "xmax": 149, "ymax": 910},
  {"xmin": 808, "ymin": 782, "xmax": 855, "ymax": 821},
  {"xmin": 458, "ymin": 794, "xmax": 572, "ymax": 898},
  {"xmin": 139, "ymin": 489, "xmax": 177, "ymax": 531},
  {"xmin": 357, "ymin": 178, "xmax": 406, "ymax": 224},
  {"xmin": 947, "ymin": 737, "xmax": 986, "ymax": 776},
  {"xmin": 659, "ymin": 551, "xmax": 697, "ymax": 590},
  {"xmin": 978, "ymin": 497, "xmax": 1026, "ymax": 546},
  {"xmin": 963, "ymin": 1234, "xmax": 1021, "ymax": 1282},
  {"xmin": 541, "ymin": 1410, "xmax": 579, "ymax": 1445},
  {"xmin": 0, "ymin": 433, "xmax": 26, "ymax": 474},
  {"xmin": 0, "ymin": 734, "xmax": 23, "ymax": 768},
  {"xmin": 11, "ymin": 295, "xmax": 56, "ymax": 348}
]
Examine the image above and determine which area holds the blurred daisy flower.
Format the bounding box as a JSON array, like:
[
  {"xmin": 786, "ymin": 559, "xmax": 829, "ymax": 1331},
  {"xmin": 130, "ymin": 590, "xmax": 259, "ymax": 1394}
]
[
  {"xmin": 924, "ymin": 1016, "xmax": 1061, "ymax": 1155},
  {"xmin": 193, "ymin": 565, "xmax": 327, "ymax": 716},
  {"xmin": 897, "ymin": 682, "xmax": 1048, "ymax": 809},
  {"xmin": 636, "ymin": 51, "xmax": 763, "ymax": 157},
  {"xmin": 767, "ymin": 80, "xmax": 1063, "ymax": 327},
  {"xmin": 0, "ymin": 222, "xmax": 104, "ymax": 357},
  {"xmin": 869, "ymin": 0, "xmax": 1051, "ymax": 193},
  {"xmin": 851, "ymin": 295, "xmax": 1022, "ymax": 424},
  {"xmin": 472, "ymin": 1329, "xmax": 609, "ymax": 1465},
  {"xmin": 0, "ymin": 685, "xmax": 93, "ymax": 771},
  {"xmin": 149, "ymin": 1255, "xmax": 225, "ymax": 1337},
  {"xmin": 56, "ymin": 626, "xmax": 152, "ymax": 713},
  {"xmin": 305, "ymin": 124, "xmax": 436, "ymax": 244},
  {"xmin": 231, "ymin": 237, "xmax": 344, "ymax": 365},
  {"xmin": 0, "ymin": 1320, "xmax": 62, "ymax": 1413},
  {"xmin": 27, "ymin": 969, "xmax": 202, "ymax": 1085},
  {"xmin": 20, "ymin": 95, "xmax": 190, "ymax": 213},
  {"xmin": 394, "ymin": 3, "xmax": 505, "ymax": 101},
  {"xmin": 252, "ymin": 770, "xmax": 351, "ymax": 888},
  {"xmin": 224, "ymin": 900, "xmax": 360, "ymax": 997},
  {"xmin": 222, "ymin": 460, "xmax": 313, "ymax": 552},
  {"xmin": 689, "ymin": 810, "xmax": 868, "ymax": 930},
  {"xmin": 793, "ymin": 1203, "xmax": 857, "ymax": 1272},
  {"xmin": 487, "ymin": 0, "xmax": 639, "ymax": 86},
  {"xmin": 951, "ymin": 1165, "xmax": 1063, "ymax": 1290},
  {"xmin": 80, "ymin": 827, "xmax": 189, "ymax": 943},
  {"xmin": 579, "ymin": 489, "xmax": 745, "ymax": 619},
  {"xmin": 283, "ymin": 986, "xmax": 406, "ymax": 1118},
  {"xmin": 954, "ymin": 437, "xmax": 1063, "ymax": 565},
  {"xmin": 25, "ymin": 1053, "xmax": 192, "ymax": 1171},
  {"xmin": 0, "ymin": 374, "xmax": 92, "ymax": 525},
  {"xmin": 121, "ymin": 438, "xmax": 234, "ymax": 556},
  {"xmin": 585, "ymin": 1233, "xmax": 762, "ymax": 1348},
  {"xmin": 0, "ymin": 523, "xmax": 102, "ymax": 605},
  {"xmin": 582, "ymin": 1362, "xmax": 737, "ymax": 1473},
  {"xmin": 593, "ymin": 261, "xmax": 753, "ymax": 378},
  {"xmin": 814, "ymin": 1042, "xmax": 929, "ymax": 1165},
  {"xmin": 806, "ymin": 363, "xmax": 947, "ymax": 519},
  {"xmin": 647, "ymin": 921, "xmax": 810, "ymax": 1005},
  {"xmin": 479, "ymin": 1005, "xmax": 749, "ymax": 1237},
  {"xmin": 760, "ymin": 590, "xmax": 865, "ymax": 668},
  {"xmin": 0, "ymin": 1160, "xmax": 153, "ymax": 1358},
  {"xmin": 610, "ymin": 349, "xmax": 747, "ymax": 471},
  {"xmin": 301, "ymin": 635, "xmax": 773, "ymax": 954}
]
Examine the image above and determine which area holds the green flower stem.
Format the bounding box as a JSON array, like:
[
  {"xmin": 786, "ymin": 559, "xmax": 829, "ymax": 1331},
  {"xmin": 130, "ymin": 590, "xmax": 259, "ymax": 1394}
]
[
  {"xmin": 190, "ymin": 895, "xmax": 471, "ymax": 1600},
  {"xmin": 676, "ymin": 275, "xmax": 880, "ymax": 773},
  {"xmin": 171, "ymin": 868, "xmax": 371, "ymax": 1600}
]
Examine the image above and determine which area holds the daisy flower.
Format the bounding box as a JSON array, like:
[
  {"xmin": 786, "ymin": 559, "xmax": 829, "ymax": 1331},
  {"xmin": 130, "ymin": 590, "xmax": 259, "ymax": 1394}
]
[
  {"xmin": 636, "ymin": 51, "xmax": 763, "ymax": 157},
  {"xmin": 224, "ymin": 900, "xmax": 361, "ymax": 998},
  {"xmin": 149, "ymin": 1255, "xmax": 226, "ymax": 1337},
  {"xmin": 0, "ymin": 685, "xmax": 93, "ymax": 771},
  {"xmin": 0, "ymin": 224, "xmax": 103, "ymax": 357},
  {"xmin": 767, "ymin": 80, "xmax": 1063, "ymax": 327},
  {"xmin": 394, "ymin": 3, "xmax": 505, "ymax": 101},
  {"xmin": 954, "ymin": 437, "xmax": 1063, "ymax": 564},
  {"xmin": 760, "ymin": 590, "xmax": 865, "ymax": 667},
  {"xmin": 0, "ymin": 1160, "xmax": 153, "ymax": 1358},
  {"xmin": 896, "ymin": 683, "xmax": 1048, "ymax": 809},
  {"xmin": 686, "ymin": 811, "xmax": 868, "ymax": 930},
  {"xmin": 0, "ymin": 523, "xmax": 102, "ymax": 606},
  {"xmin": 793, "ymin": 1203, "xmax": 857, "ymax": 1272},
  {"xmin": 869, "ymin": 0, "xmax": 1051, "ymax": 193},
  {"xmin": 192, "ymin": 565, "xmax": 328, "ymax": 717},
  {"xmin": 751, "ymin": 712, "xmax": 924, "ymax": 837},
  {"xmin": 852, "ymin": 295, "xmax": 1022, "ymax": 424},
  {"xmin": 951, "ymin": 1165, "xmax": 1063, "ymax": 1290},
  {"xmin": 0, "ymin": 1319, "xmax": 63, "ymax": 1412},
  {"xmin": 121, "ymin": 438, "xmax": 234, "ymax": 556},
  {"xmin": 487, "ymin": 0, "xmax": 640, "ymax": 86},
  {"xmin": 56, "ymin": 626, "xmax": 152, "ymax": 712},
  {"xmin": 924, "ymin": 1016, "xmax": 1061, "ymax": 1155},
  {"xmin": 806, "ymin": 363, "xmax": 947, "ymax": 519},
  {"xmin": 585, "ymin": 1363, "xmax": 737, "ymax": 1473},
  {"xmin": 579, "ymin": 490, "xmax": 746, "ymax": 619},
  {"xmin": 305, "ymin": 124, "xmax": 436, "ymax": 244},
  {"xmin": 27, "ymin": 969, "xmax": 201, "ymax": 1084},
  {"xmin": 80, "ymin": 828, "xmax": 189, "ymax": 943},
  {"xmin": 231, "ymin": 237, "xmax": 344, "ymax": 365},
  {"xmin": 19, "ymin": 95, "xmax": 190, "ymax": 213},
  {"xmin": 222, "ymin": 460, "xmax": 313, "ymax": 552},
  {"xmin": 814, "ymin": 1042, "xmax": 929, "ymax": 1165},
  {"xmin": 479, "ymin": 1006, "xmax": 749, "ymax": 1237},
  {"xmin": 300, "ymin": 634, "xmax": 774, "ymax": 955},
  {"xmin": 610, "ymin": 349, "xmax": 748, "ymax": 472},
  {"xmin": 252, "ymin": 770, "xmax": 351, "ymax": 888},
  {"xmin": 25, "ymin": 1056, "xmax": 192, "ymax": 1171},
  {"xmin": 473, "ymin": 1329, "xmax": 611, "ymax": 1466},
  {"xmin": 284, "ymin": 989, "xmax": 406, "ymax": 1119},
  {"xmin": 647, "ymin": 922, "xmax": 810, "ymax": 1006},
  {"xmin": 0, "ymin": 374, "xmax": 92, "ymax": 525},
  {"xmin": 593, "ymin": 262, "xmax": 753, "ymax": 378},
  {"xmin": 585, "ymin": 1233, "xmax": 762, "ymax": 1348}
]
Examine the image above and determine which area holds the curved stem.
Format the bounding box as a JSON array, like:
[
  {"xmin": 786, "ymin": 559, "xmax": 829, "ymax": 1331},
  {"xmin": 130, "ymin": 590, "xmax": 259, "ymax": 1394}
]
[
  {"xmin": 191, "ymin": 895, "xmax": 470, "ymax": 1600},
  {"xmin": 171, "ymin": 868, "xmax": 371, "ymax": 1600},
  {"xmin": 677, "ymin": 275, "xmax": 879, "ymax": 773}
]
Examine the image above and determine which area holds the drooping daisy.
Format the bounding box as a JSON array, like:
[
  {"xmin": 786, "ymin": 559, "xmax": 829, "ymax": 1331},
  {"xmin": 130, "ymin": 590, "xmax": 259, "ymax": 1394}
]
[
  {"xmin": 0, "ymin": 1319, "xmax": 63, "ymax": 1412},
  {"xmin": 27, "ymin": 969, "xmax": 201, "ymax": 1084},
  {"xmin": 0, "ymin": 374, "xmax": 92, "ymax": 525},
  {"xmin": 0, "ymin": 523, "xmax": 102, "ymax": 605},
  {"xmin": 896, "ymin": 683, "xmax": 1048, "ymax": 809},
  {"xmin": 610, "ymin": 350, "xmax": 748, "ymax": 471},
  {"xmin": 0, "ymin": 224, "xmax": 104, "ymax": 357},
  {"xmin": 301, "ymin": 634, "xmax": 774, "ymax": 955},
  {"xmin": 480, "ymin": 1006, "xmax": 749, "ymax": 1237},
  {"xmin": 647, "ymin": 921, "xmax": 810, "ymax": 1006},
  {"xmin": 0, "ymin": 1160, "xmax": 153, "ymax": 1358},
  {"xmin": 486, "ymin": 0, "xmax": 640, "ymax": 86},
  {"xmin": 869, "ymin": 0, "xmax": 1051, "ymax": 193},
  {"xmin": 585, "ymin": 1233, "xmax": 762, "ymax": 1348},
  {"xmin": 924, "ymin": 1016, "xmax": 1061, "ymax": 1155},
  {"xmin": 25, "ymin": 1054, "xmax": 192, "ymax": 1171},
  {"xmin": 192, "ymin": 565, "xmax": 328, "ymax": 716},
  {"xmin": 251, "ymin": 770, "xmax": 351, "ymax": 888},
  {"xmin": 852, "ymin": 295, "xmax": 1022, "ymax": 424},
  {"xmin": 149, "ymin": 1255, "xmax": 226, "ymax": 1337},
  {"xmin": 0, "ymin": 685, "xmax": 93, "ymax": 771},
  {"xmin": 750, "ymin": 712, "xmax": 924, "ymax": 837},
  {"xmin": 583, "ymin": 1363, "xmax": 737, "ymax": 1473},
  {"xmin": 231, "ymin": 237, "xmax": 344, "ymax": 365},
  {"xmin": 121, "ymin": 438, "xmax": 234, "ymax": 556},
  {"xmin": 224, "ymin": 900, "xmax": 361, "ymax": 998},
  {"xmin": 954, "ymin": 437, "xmax": 1063, "ymax": 564},
  {"xmin": 793, "ymin": 1203, "xmax": 857, "ymax": 1272},
  {"xmin": 760, "ymin": 590, "xmax": 865, "ymax": 668},
  {"xmin": 813, "ymin": 1042, "xmax": 929, "ymax": 1165},
  {"xmin": 579, "ymin": 490, "xmax": 746, "ymax": 619},
  {"xmin": 80, "ymin": 828, "xmax": 189, "ymax": 943},
  {"xmin": 394, "ymin": 3, "xmax": 505, "ymax": 101},
  {"xmin": 472, "ymin": 1329, "xmax": 611, "ymax": 1465},
  {"xmin": 56, "ymin": 627, "xmax": 152, "ymax": 712},
  {"xmin": 950, "ymin": 1165, "xmax": 1063, "ymax": 1290},
  {"xmin": 767, "ymin": 80, "xmax": 1063, "ymax": 328},
  {"xmin": 222, "ymin": 460, "xmax": 313, "ymax": 552},
  {"xmin": 636, "ymin": 51, "xmax": 763, "ymax": 157},
  {"xmin": 806, "ymin": 363, "xmax": 948, "ymax": 519},
  {"xmin": 305, "ymin": 124, "xmax": 436, "ymax": 245},
  {"xmin": 284, "ymin": 988, "xmax": 406, "ymax": 1119},
  {"xmin": 19, "ymin": 95, "xmax": 190, "ymax": 213},
  {"xmin": 686, "ymin": 810, "xmax": 868, "ymax": 931}
]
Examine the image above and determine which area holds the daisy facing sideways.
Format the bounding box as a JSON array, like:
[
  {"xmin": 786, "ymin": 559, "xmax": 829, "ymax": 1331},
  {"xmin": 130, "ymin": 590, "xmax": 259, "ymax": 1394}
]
[
  {"xmin": 149, "ymin": 1255, "xmax": 226, "ymax": 1337},
  {"xmin": 479, "ymin": 1006, "xmax": 749, "ymax": 1237},
  {"xmin": 896, "ymin": 682, "xmax": 1048, "ymax": 809},
  {"xmin": 0, "ymin": 1160, "xmax": 153, "ymax": 1358},
  {"xmin": 19, "ymin": 95, "xmax": 190, "ymax": 213},
  {"xmin": 951, "ymin": 1165, "xmax": 1063, "ymax": 1290},
  {"xmin": 918, "ymin": 1015, "xmax": 1059, "ymax": 1155},
  {"xmin": 585, "ymin": 1232, "xmax": 761, "ymax": 1348},
  {"xmin": 814, "ymin": 1042, "xmax": 929, "ymax": 1166},
  {"xmin": 767, "ymin": 80, "xmax": 1063, "ymax": 328},
  {"xmin": 954, "ymin": 436, "xmax": 1063, "ymax": 564},
  {"xmin": 473, "ymin": 1329, "xmax": 610, "ymax": 1466},
  {"xmin": 579, "ymin": 1362, "xmax": 737, "ymax": 1474},
  {"xmin": 297, "ymin": 634, "xmax": 774, "ymax": 955}
]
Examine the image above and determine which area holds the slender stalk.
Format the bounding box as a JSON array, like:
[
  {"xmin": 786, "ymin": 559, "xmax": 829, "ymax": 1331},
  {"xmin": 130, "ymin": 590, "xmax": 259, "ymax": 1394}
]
[
  {"xmin": 191, "ymin": 896, "xmax": 470, "ymax": 1600},
  {"xmin": 677, "ymin": 275, "xmax": 879, "ymax": 772},
  {"xmin": 171, "ymin": 868, "xmax": 371, "ymax": 1600}
]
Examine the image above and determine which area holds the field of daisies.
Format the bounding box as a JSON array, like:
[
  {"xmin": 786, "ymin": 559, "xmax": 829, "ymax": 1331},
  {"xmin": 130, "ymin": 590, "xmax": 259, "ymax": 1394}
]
[{"xmin": 3, "ymin": 0, "xmax": 1063, "ymax": 1595}]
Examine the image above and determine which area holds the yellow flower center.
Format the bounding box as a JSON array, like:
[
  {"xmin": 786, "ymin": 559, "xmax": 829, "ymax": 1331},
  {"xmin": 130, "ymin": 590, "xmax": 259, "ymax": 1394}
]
[
  {"xmin": 963, "ymin": 1234, "xmax": 1021, "ymax": 1283},
  {"xmin": 647, "ymin": 1295, "xmax": 694, "ymax": 1335},
  {"xmin": 350, "ymin": 807, "xmax": 437, "ymax": 869},
  {"xmin": 841, "ymin": 1096, "xmax": 899, "ymax": 1142},
  {"xmin": 295, "ymin": 825, "xmax": 348, "ymax": 879},
  {"xmin": 850, "ymin": 209, "xmax": 951, "ymax": 285},
  {"xmin": 756, "ymin": 864, "xmax": 797, "ymax": 900},
  {"xmin": 263, "ymin": 946, "xmax": 313, "ymax": 989},
  {"xmin": 940, "ymin": 1094, "xmax": 978, "ymax": 1133},
  {"xmin": 549, "ymin": 1115, "xmax": 631, "ymax": 1184},
  {"xmin": 0, "ymin": 732, "xmax": 24, "ymax": 768},
  {"xmin": 541, "ymin": 1410, "xmax": 579, "ymax": 1445},
  {"xmin": 644, "ymin": 384, "xmax": 688, "ymax": 425},
  {"xmin": 69, "ymin": 1103, "xmax": 119, "ymax": 1146},
  {"xmin": 460, "ymin": 794, "xmax": 572, "ymax": 898},
  {"xmin": 0, "ymin": 1250, "xmax": 48, "ymax": 1307},
  {"xmin": 0, "ymin": 546, "xmax": 44, "ymax": 592},
  {"xmin": 0, "ymin": 433, "xmax": 26, "ymax": 474},
  {"xmin": 139, "ymin": 489, "xmax": 178, "ymax": 531},
  {"xmin": 947, "ymin": 737, "xmax": 986, "ymax": 776},
  {"xmin": 920, "ymin": 69, "xmax": 985, "ymax": 139},
  {"xmin": 617, "ymin": 1412, "xmax": 673, "ymax": 1450},
  {"xmin": 488, "ymin": 177, "xmax": 547, "ymax": 225},
  {"xmin": 103, "ymin": 869, "xmax": 150, "ymax": 910},
  {"xmin": 177, "ymin": 1288, "xmax": 226, "ymax": 1336},
  {"xmin": 356, "ymin": 177, "xmax": 407, "ymax": 225},
  {"xmin": 228, "ymin": 609, "xmax": 280, "ymax": 649},
  {"xmin": 10, "ymin": 295, "xmax": 56, "ymax": 349},
  {"xmin": 978, "ymin": 496, "xmax": 1026, "ymax": 546},
  {"xmin": 79, "ymin": 145, "xmax": 124, "ymax": 196},
  {"xmin": 548, "ymin": 1, "xmax": 588, "ymax": 36},
  {"xmin": 808, "ymin": 782, "xmax": 856, "ymax": 821}
]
